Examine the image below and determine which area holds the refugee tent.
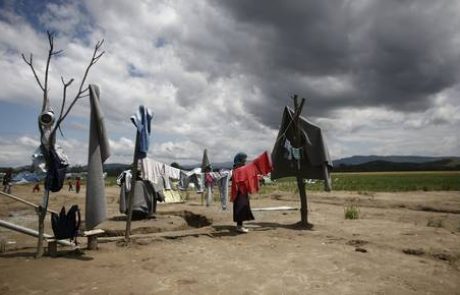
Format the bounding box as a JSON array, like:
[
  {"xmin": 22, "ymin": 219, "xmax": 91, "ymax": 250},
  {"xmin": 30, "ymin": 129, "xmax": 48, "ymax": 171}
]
[{"xmin": 12, "ymin": 171, "xmax": 44, "ymax": 184}]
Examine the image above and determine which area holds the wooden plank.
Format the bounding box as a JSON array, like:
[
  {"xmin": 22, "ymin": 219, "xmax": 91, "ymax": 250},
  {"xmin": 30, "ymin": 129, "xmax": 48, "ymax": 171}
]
[
  {"xmin": 0, "ymin": 191, "xmax": 58, "ymax": 214},
  {"xmin": 0, "ymin": 219, "xmax": 74, "ymax": 246},
  {"xmin": 82, "ymin": 229, "xmax": 105, "ymax": 236},
  {"xmin": 252, "ymin": 206, "xmax": 298, "ymax": 211}
]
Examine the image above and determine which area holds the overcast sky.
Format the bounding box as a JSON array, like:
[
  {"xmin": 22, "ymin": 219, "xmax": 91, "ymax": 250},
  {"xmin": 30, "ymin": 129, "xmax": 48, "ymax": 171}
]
[{"xmin": 1, "ymin": 0, "xmax": 460, "ymax": 168}]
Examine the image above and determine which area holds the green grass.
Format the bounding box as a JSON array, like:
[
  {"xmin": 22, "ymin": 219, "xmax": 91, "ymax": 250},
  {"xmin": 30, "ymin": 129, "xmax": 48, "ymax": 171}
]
[
  {"xmin": 105, "ymin": 171, "xmax": 460, "ymax": 193},
  {"xmin": 260, "ymin": 171, "xmax": 460, "ymax": 193},
  {"xmin": 329, "ymin": 172, "xmax": 460, "ymax": 191},
  {"xmin": 105, "ymin": 176, "xmax": 118, "ymax": 186},
  {"xmin": 344, "ymin": 202, "xmax": 360, "ymax": 219}
]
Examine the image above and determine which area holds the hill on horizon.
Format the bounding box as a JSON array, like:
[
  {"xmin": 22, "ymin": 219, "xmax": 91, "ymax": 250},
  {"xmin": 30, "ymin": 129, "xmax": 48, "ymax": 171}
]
[
  {"xmin": 2, "ymin": 155, "xmax": 459, "ymax": 175},
  {"xmin": 332, "ymin": 155, "xmax": 460, "ymax": 166}
]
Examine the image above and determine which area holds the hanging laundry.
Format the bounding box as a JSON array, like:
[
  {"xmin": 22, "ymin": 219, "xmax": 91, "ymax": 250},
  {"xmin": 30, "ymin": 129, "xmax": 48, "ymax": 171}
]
[
  {"xmin": 271, "ymin": 106, "xmax": 332, "ymax": 189},
  {"xmin": 292, "ymin": 147, "xmax": 302, "ymax": 160},
  {"xmin": 283, "ymin": 139, "xmax": 293, "ymax": 161},
  {"xmin": 231, "ymin": 151, "xmax": 272, "ymax": 202},
  {"xmin": 140, "ymin": 158, "xmax": 181, "ymax": 187},
  {"xmin": 205, "ymin": 172, "xmax": 214, "ymax": 187},
  {"xmin": 43, "ymin": 145, "xmax": 69, "ymax": 192},
  {"xmin": 163, "ymin": 163, "xmax": 181, "ymax": 185},
  {"xmin": 178, "ymin": 168, "xmax": 204, "ymax": 193},
  {"xmin": 119, "ymin": 180, "xmax": 157, "ymax": 218},
  {"xmin": 131, "ymin": 105, "xmax": 153, "ymax": 159},
  {"xmin": 138, "ymin": 158, "xmax": 184, "ymax": 203},
  {"xmin": 116, "ymin": 170, "xmax": 132, "ymax": 192},
  {"xmin": 210, "ymin": 170, "xmax": 232, "ymax": 210},
  {"xmin": 85, "ymin": 85, "xmax": 111, "ymax": 230}
]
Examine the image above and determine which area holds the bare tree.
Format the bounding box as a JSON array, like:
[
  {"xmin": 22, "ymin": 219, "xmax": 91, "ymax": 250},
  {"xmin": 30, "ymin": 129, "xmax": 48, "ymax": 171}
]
[{"xmin": 22, "ymin": 31, "xmax": 104, "ymax": 258}]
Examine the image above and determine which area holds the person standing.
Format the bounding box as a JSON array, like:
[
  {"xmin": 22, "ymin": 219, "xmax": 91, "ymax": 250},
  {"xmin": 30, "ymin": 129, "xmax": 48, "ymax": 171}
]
[
  {"xmin": 68, "ymin": 178, "xmax": 74, "ymax": 191},
  {"xmin": 230, "ymin": 151, "xmax": 272, "ymax": 233},
  {"xmin": 231, "ymin": 153, "xmax": 254, "ymax": 233},
  {"xmin": 2, "ymin": 168, "xmax": 13, "ymax": 194},
  {"xmin": 32, "ymin": 183, "xmax": 40, "ymax": 193},
  {"xmin": 75, "ymin": 177, "xmax": 81, "ymax": 194}
]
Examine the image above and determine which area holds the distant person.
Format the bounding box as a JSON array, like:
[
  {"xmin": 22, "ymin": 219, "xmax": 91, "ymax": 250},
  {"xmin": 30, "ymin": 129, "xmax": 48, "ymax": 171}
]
[
  {"xmin": 32, "ymin": 183, "xmax": 40, "ymax": 193},
  {"xmin": 75, "ymin": 177, "xmax": 81, "ymax": 194},
  {"xmin": 68, "ymin": 179, "xmax": 74, "ymax": 191},
  {"xmin": 231, "ymin": 152, "xmax": 254, "ymax": 233},
  {"xmin": 2, "ymin": 168, "xmax": 13, "ymax": 194}
]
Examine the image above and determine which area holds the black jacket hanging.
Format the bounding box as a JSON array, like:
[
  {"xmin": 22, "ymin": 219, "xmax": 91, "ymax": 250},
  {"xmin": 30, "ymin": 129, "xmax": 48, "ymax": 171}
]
[{"xmin": 44, "ymin": 145, "xmax": 68, "ymax": 192}]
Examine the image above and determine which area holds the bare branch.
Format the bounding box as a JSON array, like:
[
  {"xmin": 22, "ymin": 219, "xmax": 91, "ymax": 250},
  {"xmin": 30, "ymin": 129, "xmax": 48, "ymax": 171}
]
[
  {"xmin": 42, "ymin": 31, "xmax": 56, "ymax": 112},
  {"xmin": 58, "ymin": 125, "xmax": 64, "ymax": 137},
  {"xmin": 52, "ymin": 76, "xmax": 74, "ymax": 136},
  {"xmin": 51, "ymin": 49, "xmax": 64, "ymax": 56},
  {"xmin": 58, "ymin": 39, "xmax": 104, "ymax": 123},
  {"xmin": 21, "ymin": 53, "xmax": 45, "ymax": 92}
]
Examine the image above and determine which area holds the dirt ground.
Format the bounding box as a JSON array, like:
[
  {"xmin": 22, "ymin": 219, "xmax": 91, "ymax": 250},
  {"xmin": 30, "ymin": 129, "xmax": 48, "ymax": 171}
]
[{"xmin": 1, "ymin": 184, "xmax": 459, "ymax": 295}]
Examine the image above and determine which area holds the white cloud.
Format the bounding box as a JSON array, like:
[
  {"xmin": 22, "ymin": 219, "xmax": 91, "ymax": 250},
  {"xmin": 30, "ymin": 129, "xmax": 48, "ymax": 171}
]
[{"xmin": 1, "ymin": 0, "xmax": 460, "ymax": 168}]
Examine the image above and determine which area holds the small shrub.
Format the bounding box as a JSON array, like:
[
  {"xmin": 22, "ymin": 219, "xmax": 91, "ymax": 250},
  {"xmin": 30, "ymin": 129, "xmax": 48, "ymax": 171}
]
[{"xmin": 344, "ymin": 202, "xmax": 360, "ymax": 219}]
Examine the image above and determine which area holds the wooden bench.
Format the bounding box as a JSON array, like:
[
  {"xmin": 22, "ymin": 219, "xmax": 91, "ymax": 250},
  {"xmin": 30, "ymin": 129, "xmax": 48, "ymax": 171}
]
[
  {"xmin": 82, "ymin": 229, "xmax": 105, "ymax": 250},
  {"xmin": 46, "ymin": 229, "xmax": 105, "ymax": 257}
]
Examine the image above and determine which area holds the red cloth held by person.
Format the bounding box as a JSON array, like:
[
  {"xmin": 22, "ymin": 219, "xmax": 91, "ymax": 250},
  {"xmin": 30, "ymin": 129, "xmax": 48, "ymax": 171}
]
[{"xmin": 231, "ymin": 151, "xmax": 272, "ymax": 202}]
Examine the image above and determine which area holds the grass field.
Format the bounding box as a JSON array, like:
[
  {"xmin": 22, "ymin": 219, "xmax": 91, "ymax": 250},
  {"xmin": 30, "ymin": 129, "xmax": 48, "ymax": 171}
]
[
  {"xmin": 260, "ymin": 171, "xmax": 460, "ymax": 193},
  {"xmin": 105, "ymin": 171, "xmax": 459, "ymax": 193}
]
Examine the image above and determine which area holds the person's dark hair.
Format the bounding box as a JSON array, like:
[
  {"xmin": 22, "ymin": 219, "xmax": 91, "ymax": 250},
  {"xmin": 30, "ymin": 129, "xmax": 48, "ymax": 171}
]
[{"xmin": 233, "ymin": 152, "xmax": 247, "ymax": 168}]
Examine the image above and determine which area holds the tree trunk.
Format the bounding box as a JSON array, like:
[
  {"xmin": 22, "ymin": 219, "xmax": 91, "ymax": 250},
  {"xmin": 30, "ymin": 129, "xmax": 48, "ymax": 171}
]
[
  {"xmin": 296, "ymin": 176, "xmax": 309, "ymax": 226},
  {"xmin": 36, "ymin": 189, "xmax": 50, "ymax": 258},
  {"xmin": 292, "ymin": 95, "xmax": 310, "ymax": 228}
]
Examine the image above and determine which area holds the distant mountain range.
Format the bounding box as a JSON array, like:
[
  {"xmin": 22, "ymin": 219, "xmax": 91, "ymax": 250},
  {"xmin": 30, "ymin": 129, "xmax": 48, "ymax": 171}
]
[
  {"xmin": 2, "ymin": 155, "xmax": 459, "ymax": 175},
  {"xmin": 332, "ymin": 155, "xmax": 458, "ymax": 166},
  {"xmin": 332, "ymin": 155, "xmax": 460, "ymax": 172}
]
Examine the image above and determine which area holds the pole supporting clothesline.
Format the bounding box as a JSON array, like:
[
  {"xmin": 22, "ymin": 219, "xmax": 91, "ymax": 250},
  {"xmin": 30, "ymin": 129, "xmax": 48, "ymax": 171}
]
[
  {"xmin": 125, "ymin": 132, "xmax": 140, "ymax": 241},
  {"xmin": 0, "ymin": 219, "xmax": 74, "ymax": 246}
]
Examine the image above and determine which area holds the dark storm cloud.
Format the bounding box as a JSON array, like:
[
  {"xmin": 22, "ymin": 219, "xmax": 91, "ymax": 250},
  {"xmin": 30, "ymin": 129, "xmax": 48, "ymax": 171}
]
[{"xmin": 178, "ymin": 0, "xmax": 460, "ymax": 127}]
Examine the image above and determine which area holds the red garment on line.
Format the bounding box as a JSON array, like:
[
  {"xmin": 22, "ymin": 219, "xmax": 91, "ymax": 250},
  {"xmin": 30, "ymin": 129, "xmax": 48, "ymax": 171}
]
[{"xmin": 231, "ymin": 151, "xmax": 272, "ymax": 202}]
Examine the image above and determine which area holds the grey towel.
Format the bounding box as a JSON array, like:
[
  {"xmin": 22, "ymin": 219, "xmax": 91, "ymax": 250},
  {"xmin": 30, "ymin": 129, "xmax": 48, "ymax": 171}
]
[
  {"xmin": 119, "ymin": 180, "xmax": 156, "ymax": 216},
  {"xmin": 271, "ymin": 106, "xmax": 332, "ymax": 182},
  {"xmin": 85, "ymin": 84, "xmax": 111, "ymax": 230}
]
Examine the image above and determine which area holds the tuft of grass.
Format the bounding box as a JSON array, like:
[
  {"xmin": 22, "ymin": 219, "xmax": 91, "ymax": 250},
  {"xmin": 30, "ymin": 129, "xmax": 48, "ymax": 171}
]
[
  {"xmin": 427, "ymin": 218, "xmax": 444, "ymax": 228},
  {"xmin": 344, "ymin": 201, "xmax": 360, "ymax": 219}
]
